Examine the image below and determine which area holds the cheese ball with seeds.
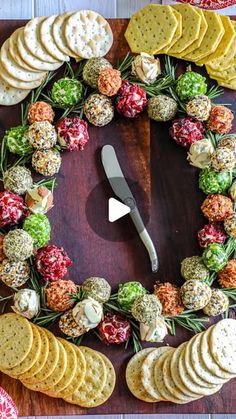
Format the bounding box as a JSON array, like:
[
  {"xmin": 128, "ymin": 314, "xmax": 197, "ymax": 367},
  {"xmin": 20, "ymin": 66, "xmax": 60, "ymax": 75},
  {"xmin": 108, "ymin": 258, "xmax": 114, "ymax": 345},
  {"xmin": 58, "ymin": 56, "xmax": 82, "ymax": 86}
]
[
  {"xmin": 131, "ymin": 294, "xmax": 162, "ymax": 324},
  {"xmin": 3, "ymin": 229, "xmax": 33, "ymax": 261},
  {"xmin": 3, "ymin": 166, "xmax": 33, "ymax": 195},
  {"xmin": 32, "ymin": 149, "xmax": 61, "ymax": 176},
  {"xmin": 84, "ymin": 93, "xmax": 114, "ymax": 127},
  {"xmin": 26, "ymin": 121, "xmax": 57, "ymax": 150},
  {"xmin": 82, "ymin": 57, "xmax": 112, "ymax": 88},
  {"xmin": 147, "ymin": 95, "xmax": 177, "ymax": 122},
  {"xmin": 180, "ymin": 279, "xmax": 212, "ymax": 310},
  {"xmin": 181, "ymin": 256, "xmax": 210, "ymax": 282},
  {"xmin": 0, "ymin": 259, "xmax": 30, "ymax": 287},
  {"xmin": 203, "ymin": 288, "xmax": 229, "ymax": 316},
  {"xmin": 82, "ymin": 277, "xmax": 111, "ymax": 303}
]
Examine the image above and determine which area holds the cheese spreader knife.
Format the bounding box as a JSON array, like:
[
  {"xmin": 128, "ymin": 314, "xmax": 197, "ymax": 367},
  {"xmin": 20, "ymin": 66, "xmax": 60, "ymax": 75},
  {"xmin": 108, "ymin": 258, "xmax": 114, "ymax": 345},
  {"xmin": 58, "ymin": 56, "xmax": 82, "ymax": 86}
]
[{"xmin": 101, "ymin": 145, "xmax": 158, "ymax": 273}]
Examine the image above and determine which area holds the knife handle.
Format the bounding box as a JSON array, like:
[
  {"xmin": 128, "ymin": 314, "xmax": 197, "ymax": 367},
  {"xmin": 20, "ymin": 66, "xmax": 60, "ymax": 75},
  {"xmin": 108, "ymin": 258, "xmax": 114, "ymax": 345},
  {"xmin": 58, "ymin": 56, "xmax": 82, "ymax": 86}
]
[{"xmin": 129, "ymin": 208, "xmax": 158, "ymax": 273}]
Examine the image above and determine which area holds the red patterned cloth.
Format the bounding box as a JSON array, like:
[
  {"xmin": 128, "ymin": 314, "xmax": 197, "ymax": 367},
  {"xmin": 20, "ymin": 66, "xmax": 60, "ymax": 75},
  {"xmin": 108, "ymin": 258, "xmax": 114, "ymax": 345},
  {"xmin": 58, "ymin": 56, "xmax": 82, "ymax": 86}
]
[
  {"xmin": 177, "ymin": 0, "xmax": 236, "ymax": 9},
  {"xmin": 0, "ymin": 387, "xmax": 18, "ymax": 418}
]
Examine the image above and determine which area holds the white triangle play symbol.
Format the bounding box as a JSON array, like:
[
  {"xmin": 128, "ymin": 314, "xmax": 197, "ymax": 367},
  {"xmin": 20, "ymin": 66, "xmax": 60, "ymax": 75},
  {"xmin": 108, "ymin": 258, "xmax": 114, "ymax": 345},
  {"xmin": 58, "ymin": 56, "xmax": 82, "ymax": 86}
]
[{"xmin": 108, "ymin": 198, "xmax": 131, "ymax": 222}]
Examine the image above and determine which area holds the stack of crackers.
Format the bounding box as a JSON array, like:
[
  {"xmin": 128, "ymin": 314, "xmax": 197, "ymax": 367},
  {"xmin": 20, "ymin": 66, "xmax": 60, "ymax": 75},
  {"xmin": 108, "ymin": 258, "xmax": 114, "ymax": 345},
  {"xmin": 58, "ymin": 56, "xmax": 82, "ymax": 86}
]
[
  {"xmin": 125, "ymin": 4, "xmax": 236, "ymax": 90},
  {"xmin": 0, "ymin": 313, "xmax": 116, "ymax": 407},
  {"xmin": 126, "ymin": 318, "xmax": 236, "ymax": 404},
  {"xmin": 0, "ymin": 10, "xmax": 113, "ymax": 105}
]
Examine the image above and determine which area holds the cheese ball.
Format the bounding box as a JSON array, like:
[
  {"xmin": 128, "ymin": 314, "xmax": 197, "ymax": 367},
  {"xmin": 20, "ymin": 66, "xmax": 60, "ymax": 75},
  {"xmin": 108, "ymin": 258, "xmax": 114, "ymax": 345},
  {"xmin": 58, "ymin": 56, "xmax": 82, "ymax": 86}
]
[
  {"xmin": 117, "ymin": 281, "xmax": 147, "ymax": 312},
  {"xmin": 203, "ymin": 288, "xmax": 229, "ymax": 316},
  {"xmin": 0, "ymin": 191, "xmax": 29, "ymax": 228},
  {"xmin": 186, "ymin": 95, "xmax": 211, "ymax": 121},
  {"xmin": 181, "ymin": 256, "xmax": 210, "ymax": 282},
  {"xmin": 32, "ymin": 149, "xmax": 61, "ymax": 176},
  {"xmin": 98, "ymin": 312, "xmax": 131, "ymax": 344},
  {"xmin": 25, "ymin": 186, "xmax": 53, "ymax": 214},
  {"xmin": 180, "ymin": 279, "xmax": 212, "ymax": 310},
  {"xmin": 218, "ymin": 259, "xmax": 236, "ymax": 288},
  {"xmin": 3, "ymin": 229, "xmax": 33, "ymax": 261},
  {"xmin": 198, "ymin": 223, "xmax": 227, "ymax": 248},
  {"xmin": 23, "ymin": 213, "xmax": 51, "ymax": 248},
  {"xmin": 46, "ymin": 279, "xmax": 77, "ymax": 312},
  {"xmin": 131, "ymin": 294, "xmax": 162, "ymax": 324},
  {"xmin": 147, "ymin": 95, "xmax": 177, "ymax": 122},
  {"xmin": 201, "ymin": 194, "xmax": 233, "ymax": 222},
  {"xmin": 12, "ymin": 289, "xmax": 40, "ymax": 319},
  {"xmin": 26, "ymin": 121, "xmax": 57, "ymax": 150},
  {"xmin": 207, "ymin": 105, "xmax": 234, "ymax": 134},
  {"xmin": 199, "ymin": 167, "xmax": 231, "ymax": 195},
  {"xmin": 202, "ymin": 243, "xmax": 228, "ymax": 272},
  {"xmin": 176, "ymin": 71, "xmax": 207, "ymax": 101},
  {"xmin": 211, "ymin": 146, "xmax": 236, "ymax": 172},
  {"xmin": 27, "ymin": 101, "xmax": 55, "ymax": 124},
  {"xmin": 187, "ymin": 137, "xmax": 214, "ymax": 169},
  {"xmin": 224, "ymin": 213, "xmax": 236, "ymax": 237},
  {"xmin": 0, "ymin": 259, "xmax": 30, "ymax": 287},
  {"xmin": 3, "ymin": 166, "xmax": 33, "ymax": 195},
  {"xmin": 82, "ymin": 277, "xmax": 111, "ymax": 304},
  {"xmin": 59, "ymin": 309, "xmax": 85, "ymax": 337},
  {"xmin": 51, "ymin": 77, "xmax": 83, "ymax": 107},
  {"xmin": 84, "ymin": 93, "xmax": 114, "ymax": 127},
  {"xmin": 5, "ymin": 125, "xmax": 32, "ymax": 156},
  {"xmin": 154, "ymin": 282, "xmax": 184, "ymax": 316},
  {"xmin": 82, "ymin": 57, "xmax": 112, "ymax": 88},
  {"xmin": 98, "ymin": 68, "xmax": 122, "ymax": 96}
]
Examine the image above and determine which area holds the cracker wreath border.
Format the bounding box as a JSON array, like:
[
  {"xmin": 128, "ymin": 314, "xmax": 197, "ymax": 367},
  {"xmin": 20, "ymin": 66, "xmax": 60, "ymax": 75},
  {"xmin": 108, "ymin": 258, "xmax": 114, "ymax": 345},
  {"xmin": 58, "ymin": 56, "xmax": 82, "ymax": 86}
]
[{"xmin": 0, "ymin": 50, "xmax": 236, "ymax": 354}]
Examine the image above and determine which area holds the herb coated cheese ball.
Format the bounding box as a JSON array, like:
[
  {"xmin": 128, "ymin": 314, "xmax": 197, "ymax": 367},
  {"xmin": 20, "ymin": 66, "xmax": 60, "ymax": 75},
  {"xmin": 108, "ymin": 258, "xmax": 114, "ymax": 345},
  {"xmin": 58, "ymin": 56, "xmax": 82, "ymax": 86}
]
[
  {"xmin": 23, "ymin": 213, "xmax": 51, "ymax": 248},
  {"xmin": 176, "ymin": 71, "xmax": 207, "ymax": 101},
  {"xmin": 3, "ymin": 166, "xmax": 33, "ymax": 195},
  {"xmin": 3, "ymin": 229, "xmax": 33, "ymax": 261},
  {"xmin": 199, "ymin": 167, "xmax": 231, "ymax": 195},
  {"xmin": 82, "ymin": 277, "xmax": 111, "ymax": 304},
  {"xmin": 147, "ymin": 95, "xmax": 177, "ymax": 122},
  {"xmin": 203, "ymin": 288, "xmax": 229, "ymax": 316},
  {"xmin": 117, "ymin": 281, "xmax": 147, "ymax": 312},
  {"xmin": 181, "ymin": 256, "xmax": 210, "ymax": 282},
  {"xmin": 180, "ymin": 279, "xmax": 212, "ymax": 310},
  {"xmin": 32, "ymin": 149, "xmax": 61, "ymax": 176},
  {"xmin": 131, "ymin": 294, "xmax": 162, "ymax": 324},
  {"xmin": 202, "ymin": 243, "xmax": 228, "ymax": 272},
  {"xmin": 51, "ymin": 77, "xmax": 83, "ymax": 107},
  {"xmin": 5, "ymin": 125, "xmax": 32, "ymax": 156}
]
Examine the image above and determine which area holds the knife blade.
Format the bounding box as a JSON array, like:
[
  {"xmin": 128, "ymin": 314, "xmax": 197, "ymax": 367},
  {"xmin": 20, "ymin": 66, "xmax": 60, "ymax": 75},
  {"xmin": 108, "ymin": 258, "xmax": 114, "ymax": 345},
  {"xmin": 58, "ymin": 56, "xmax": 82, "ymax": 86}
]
[{"xmin": 101, "ymin": 144, "xmax": 158, "ymax": 273}]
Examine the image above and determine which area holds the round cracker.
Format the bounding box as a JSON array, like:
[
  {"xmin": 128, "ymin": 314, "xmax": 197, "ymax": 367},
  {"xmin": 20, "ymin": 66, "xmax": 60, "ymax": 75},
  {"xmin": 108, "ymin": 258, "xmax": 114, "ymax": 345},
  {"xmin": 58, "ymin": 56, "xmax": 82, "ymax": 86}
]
[
  {"xmin": 190, "ymin": 333, "xmax": 226, "ymax": 385},
  {"xmin": 0, "ymin": 61, "xmax": 44, "ymax": 90},
  {"xmin": 17, "ymin": 28, "xmax": 63, "ymax": 71},
  {"xmin": 66, "ymin": 352, "xmax": 116, "ymax": 408},
  {"xmin": 9, "ymin": 28, "xmax": 44, "ymax": 72},
  {"xmin": 39, "ymin": 15, "xmax": 69, "ymax": 62},
  {"xmin": 64, "ymin": 346, "xmax": 107, "ymax": 407},
  {"xmin": 184, "ymin": 337, "xmax": 216, "ymax": 388},
  {"xmin": 162, "ymin": 351, "xmax": 196, "ymax": 402},
  {"xmin": 64, "ymin": 10, "xmax": 113, "ymax": 59},
  {"xmin": 126, "ymin": 348, "xmax": 157, "ymax": 402},
  {"xmin": 52, "ymin": 13, "xmax": 81, "ymax": 59},
  {"xmin": 0, "ymin": 313, "xmax": 33, "ymax": 369},
  {"xmin": 178, "ymin": 342, "xmax": 221, "ymax": 396},
  {"xmin": 22, "ymin": 340, "xmax": 67, "ymax": 392},
  {"xmin": 22, "ymin": 328, "xmax": 59, "ymax": 384},
  {"xmin": 24, "ymin": 17, "xmax": 60, "ymax": 63},
  {"xmin": 56, "ymin": 344, "xmax": 86, "ymax": 399},
  {"xmin": 201, "ymin": 326, "xmax": 234, "ymax": 380},
  {"xmin": 170, "ymin": 342, "xmax": 200, "ymax": 398},
  {"xmin": 1, "ymin": 38, "xmax": 45, "ymax": 82},
  {"xmin": 155, "ymin": 350, "xmax": 194, "ymax": 404},
  {"xmin": 210, "ymin": 319, "xmax": 236, "ymax": 374},
  {"xmin": 3, "ymin": 324, "xmax": 41, "ymax": 377},
  {"xmin": 141, "ymin": 346, "xmax": 172, "ymax": 400},
  {"xmin": 0, "ymin": 75, "xmax": 30, "ymax": 105},
  {"xmin": 45, "ymin": 338, "xmax": 77, "ymax": 396},
  {"xmin": 18, "ymin": 327, "xmax": 49, "ymax": 380}
]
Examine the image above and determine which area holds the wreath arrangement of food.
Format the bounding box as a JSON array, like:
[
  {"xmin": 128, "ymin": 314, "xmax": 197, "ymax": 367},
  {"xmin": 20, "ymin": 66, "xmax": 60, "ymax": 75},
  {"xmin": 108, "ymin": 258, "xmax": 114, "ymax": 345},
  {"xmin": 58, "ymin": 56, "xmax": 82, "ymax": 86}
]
[{"xmin": 0, "ymin": 3, "xmax": 236, "ymax": 410}]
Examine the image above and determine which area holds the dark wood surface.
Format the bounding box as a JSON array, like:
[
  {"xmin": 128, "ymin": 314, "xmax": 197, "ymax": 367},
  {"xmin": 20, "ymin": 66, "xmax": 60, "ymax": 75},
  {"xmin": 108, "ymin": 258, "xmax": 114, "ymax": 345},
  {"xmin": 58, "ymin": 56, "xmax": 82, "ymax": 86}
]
[{"xmin": 0, "ymin": 19, "xmax": 236, "ymax": 416}]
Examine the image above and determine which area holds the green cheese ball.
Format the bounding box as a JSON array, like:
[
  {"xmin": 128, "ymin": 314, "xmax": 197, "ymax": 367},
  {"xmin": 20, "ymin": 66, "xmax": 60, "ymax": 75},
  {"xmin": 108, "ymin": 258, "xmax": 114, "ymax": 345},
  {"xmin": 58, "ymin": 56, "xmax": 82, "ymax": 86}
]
[
  {"xmin": 199, "ymin": 167, "xmax": 232, "ymax": 194},
  {"xmin": 202, "ymin": 243, "xmax": 228, "ymax": 272},
  {"xmin": 5, "ymin": 125, "xmax": 32, "ymax": 156},
  {"xmin": 176, "ymin": 71, "xmax": 207, "ymax": 102},
  {"xmin": 117, "ymin": 281, "xmax": 147, "ymax": 311},
  {"xmin": 51, "ymin": 77, "xmax": 83, "ymax": 107},
  {"xmin": 23, "ymin": 213, "xmax": 51, "ymax": 248}
]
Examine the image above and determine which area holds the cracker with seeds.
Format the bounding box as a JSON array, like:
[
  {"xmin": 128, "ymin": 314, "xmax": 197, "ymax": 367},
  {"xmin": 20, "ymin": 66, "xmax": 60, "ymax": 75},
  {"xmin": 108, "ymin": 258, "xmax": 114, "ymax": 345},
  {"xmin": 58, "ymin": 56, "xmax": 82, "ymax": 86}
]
[
  {"xmin": 159, "ymin": 9, "xmax": 182, "ymax": 54},
  {"xmin": 39, "ymin": 15, "xmax": 69, "ymax": 62},
  {"xmin": 126, "ymin": 348, "xmax": 157, "ymax": 402},
  {"xmin": 174, "ymin": 9, "xmax": 207, "ymax": 58},
  {"xmin": 209, "ymin": 319, "xmax": 236, "ymax": 374},
  {"xmin": 125, "ymin": 5, "xmax": 178, "ymax": 55},
  {"xmin": 22, "ymin": 329, "xmax": 59, "ymax": 384},
  {"xmin": 64, "ymin": 10, "xmax": 113, "ymax": 59},
  {"xmin": 52, "ymin": 13, "xmax": 79, "ymax": 59},
  {"xmin": 0, "ymin": 76, "xmax": 30, "ymax": 105},
  {"xmin": 0, "ymin": 313, "xmax": 33, "ymax": 369},
  {"xmin": 64, "ymin": 346, "xmax": 107, "ymax": 407},
  {"xmin": 3, "ymin": 324, "xmax": 41, "ymax": 377},
  {"xmin": 141, "ymin": 346, "xmax": 172, "ymax": 400},
  {"xmin": 184, "ymin": 10, "xmax": 224, "ymax": 62},
  {"xmin": 19, "ymin": 327, "xmax": 49, "ymax": 380},
  {"xmin": 0, "ymin": 61, "xmax": 44, "ymax": 90}
]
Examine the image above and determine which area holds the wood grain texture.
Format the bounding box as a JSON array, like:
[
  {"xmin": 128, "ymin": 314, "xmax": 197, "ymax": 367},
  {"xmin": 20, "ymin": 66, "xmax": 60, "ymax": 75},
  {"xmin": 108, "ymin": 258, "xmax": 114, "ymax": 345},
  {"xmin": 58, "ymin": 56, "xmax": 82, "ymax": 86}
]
[
  {"xmin": 35, "ymin": 0, "xmax": 117, "ymax": 17},
  {"xmin": 116, "ymin": 0, "xmax": 161, "ymax": 17},
  {"xmin": 0, "ymin": 0, "xmax": 32, "ymax": 18}
]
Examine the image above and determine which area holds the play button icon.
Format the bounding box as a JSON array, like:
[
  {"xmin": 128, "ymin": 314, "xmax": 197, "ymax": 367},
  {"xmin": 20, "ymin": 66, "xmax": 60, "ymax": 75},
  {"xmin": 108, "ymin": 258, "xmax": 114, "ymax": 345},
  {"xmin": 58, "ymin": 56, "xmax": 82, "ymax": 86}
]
[{"xmin": 108, "ymin": 198, "xmax": 131, "ymax": 222}]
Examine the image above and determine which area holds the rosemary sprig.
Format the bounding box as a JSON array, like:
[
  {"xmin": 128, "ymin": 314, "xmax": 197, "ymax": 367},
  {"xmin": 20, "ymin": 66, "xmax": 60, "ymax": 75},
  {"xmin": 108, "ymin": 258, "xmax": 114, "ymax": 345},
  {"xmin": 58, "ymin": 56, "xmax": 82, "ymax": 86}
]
[
  {"xmin": 66, "ymin": 334, "xmax": 84, "ymax": 346},
  {"xmin": 35, "ymin": 177, "xmax": 57, "ymax": 192},
  {"xmin": 117, "ymin": 52, "xmax": 134, "ymax": 79},
  {"xmin": 165, "ymin": 310, "xmax": 209, "ymax": 335},
  {"xmin": 28, "ymin": 257, "xmax": 41, "ymax": 293},
  {"xmin": 222, "ymin": 288, "xmax": 236, "ymax": 302},
  {"xmin": 207, "ymin": 84, "xmax": 224, "ymax": 100},
  {"xmin": 33, "ymin": 310, "xmax": 63, "ymax": 327},
  {"xmin": 0, "ymin": 294, "xmax": 13, "ymax": 313},
  {"xmin": 0, "ymin": 135, "xmax": 8, "ymax": 176},
  {"xmin": 133, "ymin": 75, "xmax": 175, "ymax": 97}
]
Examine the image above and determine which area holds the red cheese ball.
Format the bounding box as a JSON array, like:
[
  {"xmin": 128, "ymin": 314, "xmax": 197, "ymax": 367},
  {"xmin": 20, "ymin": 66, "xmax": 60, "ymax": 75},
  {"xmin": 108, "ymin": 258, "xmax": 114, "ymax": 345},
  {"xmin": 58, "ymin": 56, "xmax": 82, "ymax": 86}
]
[
  {"xmin": 198, "ymin": 223, "xmax": 227, "ymax": 248},
  {"xmin": 0, "ymin": 191, "xmax": 29, "ymax": 228},
  {"xmin": 35, "ymin": 245, "xmax": 72, "ymax": 281},
  {"xmin": 98, "ymin": 312, "xmax": 131, "ymax": 344}
]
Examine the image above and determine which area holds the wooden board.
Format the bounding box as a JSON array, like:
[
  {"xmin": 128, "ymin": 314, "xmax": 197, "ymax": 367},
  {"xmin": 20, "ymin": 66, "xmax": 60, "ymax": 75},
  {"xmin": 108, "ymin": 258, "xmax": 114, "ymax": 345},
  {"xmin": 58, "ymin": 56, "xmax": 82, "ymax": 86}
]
[{"xmin": 0, "ymin": 19, "xmax": 235, "ymax": 416}]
